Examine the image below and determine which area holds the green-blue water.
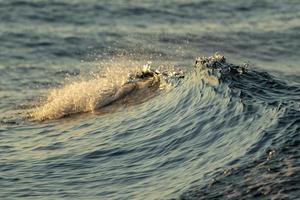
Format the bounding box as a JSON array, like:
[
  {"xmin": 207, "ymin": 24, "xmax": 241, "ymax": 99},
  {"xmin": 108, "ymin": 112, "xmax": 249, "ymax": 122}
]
[{"xmin": 0, "ymin": 0, "xmax": 299, "ymax": 199}]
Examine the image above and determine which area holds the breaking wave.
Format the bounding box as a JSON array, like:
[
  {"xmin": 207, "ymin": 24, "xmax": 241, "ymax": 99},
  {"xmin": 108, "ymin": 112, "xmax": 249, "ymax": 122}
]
[{"xmin": 6, "ymin": 54, "xmax": 299, "ymax": 199}]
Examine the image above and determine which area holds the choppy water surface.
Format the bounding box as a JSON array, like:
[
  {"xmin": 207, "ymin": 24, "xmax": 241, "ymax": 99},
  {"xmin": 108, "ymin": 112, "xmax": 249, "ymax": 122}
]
[{"xmin": 0, "ymin": 0, "xmax": 299, "ymax": 199}]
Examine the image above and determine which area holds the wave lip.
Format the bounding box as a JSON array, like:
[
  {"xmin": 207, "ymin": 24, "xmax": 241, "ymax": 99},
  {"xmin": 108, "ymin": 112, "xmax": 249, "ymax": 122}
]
[
  {"xmin": 29, "ymin": 63, "xmax": 173, "ymax": 121},
  {"xmin": 195, "ymin": 53, "xmax": 248, "ymax": 75}
]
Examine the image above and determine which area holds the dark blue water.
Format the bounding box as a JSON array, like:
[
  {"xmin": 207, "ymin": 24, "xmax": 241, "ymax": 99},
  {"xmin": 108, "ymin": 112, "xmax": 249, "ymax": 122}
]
[{"xmin": 0, "ymin": 0, "xmax": 299, "ymax": 199}]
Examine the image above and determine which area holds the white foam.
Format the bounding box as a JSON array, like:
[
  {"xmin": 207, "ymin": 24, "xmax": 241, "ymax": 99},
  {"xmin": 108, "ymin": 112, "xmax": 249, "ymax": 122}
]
[{"xmin": 30, "ymin": 65, "xmax": 135, "ymax": 121}]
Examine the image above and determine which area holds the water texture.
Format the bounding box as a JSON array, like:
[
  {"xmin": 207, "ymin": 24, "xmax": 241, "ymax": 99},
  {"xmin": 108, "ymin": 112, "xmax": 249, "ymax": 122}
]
[{"xmin": 0, "ymin": 0, "xmax": 299, "ymax": 199}]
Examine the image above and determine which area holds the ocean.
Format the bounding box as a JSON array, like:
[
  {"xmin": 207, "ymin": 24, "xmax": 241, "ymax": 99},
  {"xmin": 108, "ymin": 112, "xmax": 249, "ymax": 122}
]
[{"xmin": 0, "ymin": 0, "xmax": 299, "ymax": 199}]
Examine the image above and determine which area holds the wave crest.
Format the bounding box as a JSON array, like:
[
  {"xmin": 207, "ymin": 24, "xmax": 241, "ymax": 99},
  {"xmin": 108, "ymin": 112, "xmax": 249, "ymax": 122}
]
[{"xmin": 30, "ymin": 66, "xmax": 133, "ymax": 121}]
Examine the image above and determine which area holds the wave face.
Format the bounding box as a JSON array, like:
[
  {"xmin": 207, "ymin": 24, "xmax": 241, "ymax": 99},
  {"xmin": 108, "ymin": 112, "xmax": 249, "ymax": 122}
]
[
  {"xmin": 1, "ymin": 0, "xmax": 300, "ymax": 199},
  {"xmin": 179, "ymin": 56, "xmax": 300, "ymax": 199}
]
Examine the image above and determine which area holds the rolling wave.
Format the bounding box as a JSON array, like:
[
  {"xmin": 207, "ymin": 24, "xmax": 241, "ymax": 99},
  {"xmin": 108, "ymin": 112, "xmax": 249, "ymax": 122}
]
[
  {"xmin": 1, "ymin": 0, "xmax": 299, "ymax": 199},
  {"xmin": 4, "ymin": 54, "xmax": 299, "ymax": 199}
]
